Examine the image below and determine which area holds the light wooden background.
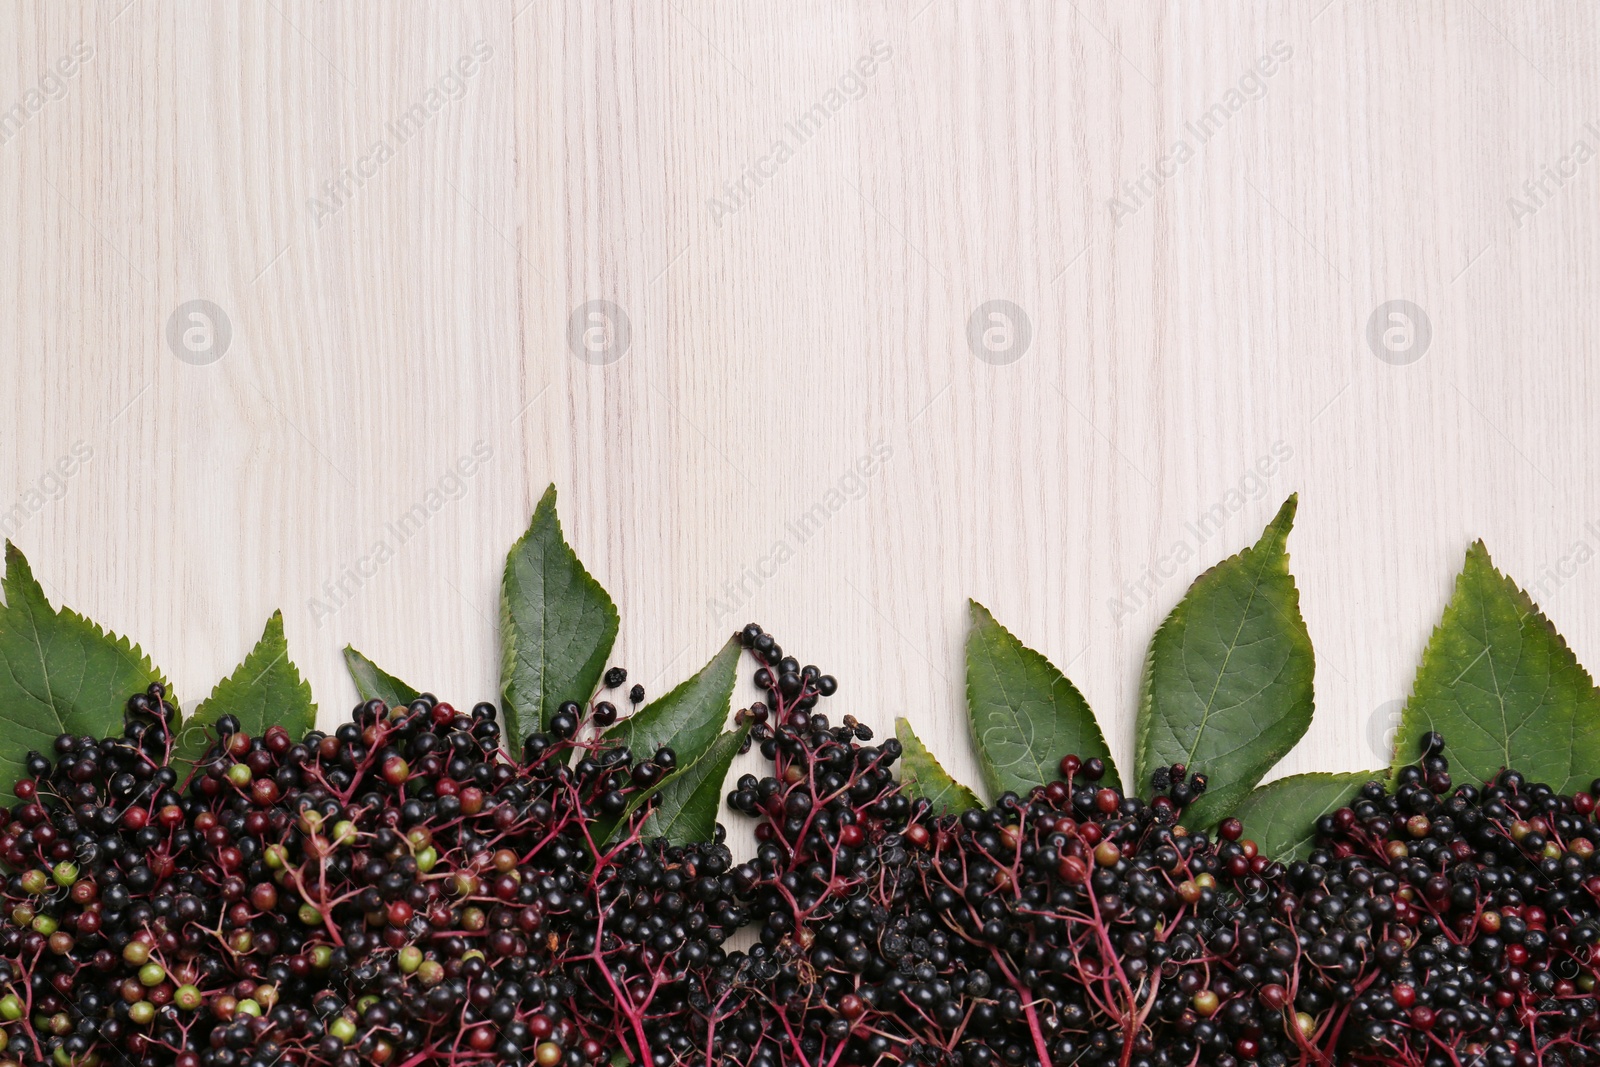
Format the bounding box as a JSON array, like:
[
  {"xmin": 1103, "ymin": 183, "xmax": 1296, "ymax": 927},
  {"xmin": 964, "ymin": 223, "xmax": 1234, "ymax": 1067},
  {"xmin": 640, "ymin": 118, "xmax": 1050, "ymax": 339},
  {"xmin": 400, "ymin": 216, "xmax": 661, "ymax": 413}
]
[{"xmin": 3, "ymin": 3, "xmax": 1598, "ymax": 829}]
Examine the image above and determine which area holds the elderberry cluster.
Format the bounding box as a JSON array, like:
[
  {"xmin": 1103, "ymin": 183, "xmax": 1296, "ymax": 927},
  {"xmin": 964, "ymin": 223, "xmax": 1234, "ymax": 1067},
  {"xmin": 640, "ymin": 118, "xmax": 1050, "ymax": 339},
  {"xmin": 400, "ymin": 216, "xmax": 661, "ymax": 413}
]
[
  {"xmin": 0, "ymin": 672, "xmax": 747, "ymax": 1067},
  {"xmin": 1, "ymin": 624, "xmax": 1599, "ymax": 1067}
]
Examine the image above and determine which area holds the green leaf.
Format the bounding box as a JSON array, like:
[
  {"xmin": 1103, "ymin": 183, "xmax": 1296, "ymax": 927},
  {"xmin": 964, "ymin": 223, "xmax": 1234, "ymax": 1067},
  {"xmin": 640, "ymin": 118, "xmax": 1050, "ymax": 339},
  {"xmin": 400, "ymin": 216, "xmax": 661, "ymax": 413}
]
[
  {"xmin": 0, "ymin": 544, "xmax": 171, "ymax": 787},
  {"xmin": 1231, "ymin": 771, "xmax": 1381, "ymax": 862},
  {"xmin": 966, "ymin": 601, "xmax": 1118, "ymax": 797},
  {"xmin": 638, "ymin": 727, "xmax": 749, "ymax": 845},
  {"xmin": 501, "ymin": 485, "xmax": 620, "ymax": 745},
  {"xmin": 1136, "ymin": 495, "xmax": 1314, "ymax": 830},
  {"xmin": 1391, "ymin": 541, "xmax": 1600, "ymax": 793},
  {"xmin": 173, "ymin": 611, "xmax": 315, "ymax": 767},
  {"xmin": 895, "ymin": 717, "xmax": 982, "ymax": 816},
  {"xmin": 342, "ymin": 646, "xmax": 420, "ymax": 708},
  {"xmin": 608, "ymin": 636, "xmax": 739, "ymax": 770}
]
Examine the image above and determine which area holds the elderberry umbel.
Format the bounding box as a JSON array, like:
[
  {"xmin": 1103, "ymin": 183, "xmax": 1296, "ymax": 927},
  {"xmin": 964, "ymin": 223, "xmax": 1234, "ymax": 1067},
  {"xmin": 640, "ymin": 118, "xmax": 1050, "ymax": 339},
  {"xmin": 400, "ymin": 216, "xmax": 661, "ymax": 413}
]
[
  {"xmin": 0, "ymin": 634, "xmax": 1598, "ymax": 1067},
  {"xmin": 0, "ymin": 675, "xmax": 734, "ymax": 1067}
]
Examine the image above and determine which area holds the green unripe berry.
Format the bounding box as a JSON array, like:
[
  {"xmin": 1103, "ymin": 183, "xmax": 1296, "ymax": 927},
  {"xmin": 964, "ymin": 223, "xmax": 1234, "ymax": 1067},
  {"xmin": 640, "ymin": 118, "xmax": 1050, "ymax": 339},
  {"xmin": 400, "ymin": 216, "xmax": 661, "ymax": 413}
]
[
  {"xmin": 225, "ymin": 763, "xmax": 252, "ymax": 788},
  {"xmin": 415, "ymin": 846, "xmax": 438, "ymax": 874},
  {"xmin": 30, "ymin": 914, "xmax": 57, "ymax": 936},
  {"xmin": 19, "ymin": 870, "xmax": 47, "ymax": 895},
  {"xmin": 128, "ymin": 1001, "xmax": 155, "ymax": 1025},
  {"xmin": 331, "ymin": 821, "xmax": 357, "ymax": 846},
  {"xmin": 50, "ymin": 862, "xmax": 77, "ymax": 888},
  {"xmin": 174, "ymin": 985, "xmax": 203, "ymax": 1011},
  {"xmin": 0, "ymin": 993, "xmax": 23, "ymax": 1020},
  {"xmin": 138, "ymin": 962, "xmax": 165, "ymax": 987},
  {"xmin": 329, "ymin": 1017, "xmax": 357, "ymax": 1044},
  {"xmin": 122, "ymin": 940, "xmax": 151, "ymax": 965},
  {"xmin": 398, "ymin": 946, "xmax": 423, "ymax": 973},
  {"xmin": 235, "ymin": 999, "xmax": 261, "ymax": 1018},
  {"xmin": 416, "ymin": 960, "xmax": 445, "ymax": 987},
  {"xmin": 263, "ymin": 844, "xmax": 288, "ymax": 870},
  {"xmin": 298, "ymin": 904, "xmax": 322, "ymax": 926},
  {"xmin": 310, "ymin": 945, "xmax": 333, "ymax": 969},
  {"xmin": 11, "ymin": 905, "xmax": 34, "ymax": 928}
]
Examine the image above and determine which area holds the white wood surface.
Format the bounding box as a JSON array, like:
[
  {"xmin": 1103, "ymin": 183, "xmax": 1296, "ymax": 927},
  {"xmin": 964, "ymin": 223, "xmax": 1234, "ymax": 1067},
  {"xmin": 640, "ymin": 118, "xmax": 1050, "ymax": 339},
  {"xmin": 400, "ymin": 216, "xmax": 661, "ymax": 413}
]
[{"xmin": 2, "ymin": 3, "xmax": 1598, "ymax": 830}]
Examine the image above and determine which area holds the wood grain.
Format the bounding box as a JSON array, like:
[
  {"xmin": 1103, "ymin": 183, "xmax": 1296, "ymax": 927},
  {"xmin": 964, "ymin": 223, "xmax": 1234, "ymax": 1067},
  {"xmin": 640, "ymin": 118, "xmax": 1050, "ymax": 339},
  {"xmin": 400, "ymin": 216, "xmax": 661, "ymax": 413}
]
[{"xmin": 3, "ymin": 4, "xmax": 1599, "ymax": 855}]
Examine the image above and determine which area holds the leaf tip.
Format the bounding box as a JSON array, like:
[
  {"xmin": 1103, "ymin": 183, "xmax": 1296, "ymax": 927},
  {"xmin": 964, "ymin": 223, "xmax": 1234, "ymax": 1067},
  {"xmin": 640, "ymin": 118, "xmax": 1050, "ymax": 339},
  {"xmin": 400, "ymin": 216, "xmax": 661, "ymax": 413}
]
[{"xmin": 1262, "ymin": 494, "xmax": 1299, "ymax": 544}]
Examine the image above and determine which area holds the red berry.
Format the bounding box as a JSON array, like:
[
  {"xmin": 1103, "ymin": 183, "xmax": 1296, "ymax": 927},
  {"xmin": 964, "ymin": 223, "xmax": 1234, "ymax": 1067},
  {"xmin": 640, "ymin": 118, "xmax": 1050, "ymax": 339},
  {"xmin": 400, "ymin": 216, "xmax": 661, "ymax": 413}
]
[{"xmin": 1057, "ymin": 856, "xmax": 1088, "ymax": 885}]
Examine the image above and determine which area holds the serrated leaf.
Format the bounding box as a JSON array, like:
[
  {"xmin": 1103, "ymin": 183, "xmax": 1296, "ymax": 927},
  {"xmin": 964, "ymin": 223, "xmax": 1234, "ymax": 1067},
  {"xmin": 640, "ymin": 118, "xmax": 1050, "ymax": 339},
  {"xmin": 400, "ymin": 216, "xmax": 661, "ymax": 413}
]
[
  {"xmin": 1136, "ymin": 495, "xmax": 1314, "ymax": 830},
  {"xmin": 343, "ymin": 646, "xmax": 420, "ymax": 708},
  {"xmin": 1391, "ymin": 542, "xmax": 1600, "ymax": 793},
  {"xmin": 638, "ymin": 727, "xmax": 749, "ymax": 845},
  {"xmin": 1231, "ymin": 771, "xmax": 1381, "ymax": 862},
  {"xmin": 501, "ymin": 485, "xmax": 620, "ymax": 745},
  {"xmin": 966, "ymin": 601, "xmax": 1118, "ymax": 797},
  {"xmin": 608, "ymin": 636, "xmax": 739, "ymax": 770},
  {"xmin": 172, "ymin": 612, "xmax": 315, "ymax": 767},
  {"xmin": 0, "ymin": 544, "xmax": 171, "ymax": 787},
  {"xmin": 896, "ymin": 718, "xmax": 981, "ymax": 816}
]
